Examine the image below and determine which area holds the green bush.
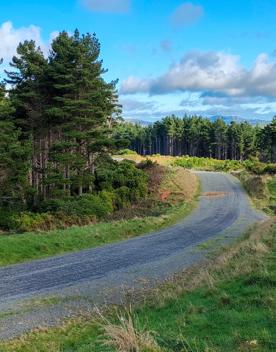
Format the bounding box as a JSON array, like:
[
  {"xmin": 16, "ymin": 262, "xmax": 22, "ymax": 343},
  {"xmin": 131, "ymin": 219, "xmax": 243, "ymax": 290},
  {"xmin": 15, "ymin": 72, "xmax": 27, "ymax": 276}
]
[
  {"xmin": 0, "ymin": 210, "xmax": 21, "ymax": 230},
  {"xmin": 95, "ymin": 160, "xmax": 148, "ymax": 209},
  {"xmin": 174, "ymin": 156, "xmax": 243, "ymax": 172},
  {"xmin": 0, "ymin": 160, "xmax": 149, "ymax": 231},
  {"xmin": 41, "ymin": 194, "xmax": 113, "ymax": 219},
  {"xmin": 264, "ymin": 163, "xmax": 276, "ymax": 174},
  {"xmin": 117, "ymin": 148, "xmax": 138, "ymax": 155},
  {"xmin": 138, "ymin": 158, "xmax": 156, "ymax": 170},
  {"xmin": 243, "ymin": 159, "xmax": 266, "ymax": 174}
]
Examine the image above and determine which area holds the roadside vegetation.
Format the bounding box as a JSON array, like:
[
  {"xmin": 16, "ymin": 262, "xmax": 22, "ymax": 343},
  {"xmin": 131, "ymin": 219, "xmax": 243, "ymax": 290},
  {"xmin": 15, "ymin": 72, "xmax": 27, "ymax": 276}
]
[
  {"xmin": 120, "ymin": 154, "xmax": 276, "ymax": 215},
  {"xmin": 1, "ymin": 219, "xmax": 275, "ymax": 352},
  {"xmin": 0, "ymin": 166, "xmax": 198, "ymax": 266}
]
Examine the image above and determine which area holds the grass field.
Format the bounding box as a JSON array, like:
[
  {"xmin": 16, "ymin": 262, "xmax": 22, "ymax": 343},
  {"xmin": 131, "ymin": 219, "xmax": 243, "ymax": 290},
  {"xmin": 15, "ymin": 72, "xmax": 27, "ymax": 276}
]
[
  {"xmin": 1, "ymin": 219, "xmax": 275, "ymax": 352},
  {"xmin": 0, "ymin": 168, "xmax": 198, "ymax": 267}
]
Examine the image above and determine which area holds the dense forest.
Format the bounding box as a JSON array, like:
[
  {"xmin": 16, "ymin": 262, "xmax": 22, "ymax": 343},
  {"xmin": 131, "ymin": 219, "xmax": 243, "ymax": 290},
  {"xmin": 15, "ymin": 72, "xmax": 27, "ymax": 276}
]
[
  {"xmin": 115, "ymin": 116, "xmax": 276, "ymax": 162},
  {"xmin": 0, "ymin": 30, "xmax": 148, "ymax": 229}
]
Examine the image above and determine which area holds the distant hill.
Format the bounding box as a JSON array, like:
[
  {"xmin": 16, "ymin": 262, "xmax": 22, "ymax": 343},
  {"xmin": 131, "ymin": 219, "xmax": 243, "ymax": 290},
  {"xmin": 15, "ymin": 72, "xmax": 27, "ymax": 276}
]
[
  {"xmin": 125, "ymin": 116, "xmax": 269, "ymax": 126},
  {"xmin": 125, "ymin": 118, "xmax": 153, "ymax": 126},
  {"xmin": 209, "ymin": 115, "xmax": 268, "ymax": 126}
]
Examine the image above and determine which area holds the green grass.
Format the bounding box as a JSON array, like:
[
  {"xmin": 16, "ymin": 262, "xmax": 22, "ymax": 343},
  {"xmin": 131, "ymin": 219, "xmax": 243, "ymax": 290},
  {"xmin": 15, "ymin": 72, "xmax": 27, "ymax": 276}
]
[
  {"xmin": 0, "ymin": 200, "xmax": 196, "ymax": 267},
  {"xmin": 268, "ymin": 178, "xmax": 276, "ymax": 207},
  {"xmin": 1, "ymin": 222, "xmax": 275, "ymax": 352}
]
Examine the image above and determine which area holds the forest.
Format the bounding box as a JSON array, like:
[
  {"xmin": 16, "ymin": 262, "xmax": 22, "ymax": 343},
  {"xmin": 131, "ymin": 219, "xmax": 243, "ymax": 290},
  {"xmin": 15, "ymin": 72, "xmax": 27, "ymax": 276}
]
[
  {"xmin": 0, "ymin": 30, "xmax": 148, "ymax": 230},
  {"xmin": 115, "ymin": 115, "xmax": 276, "ymax": 162},
  {"xmin": 0, "ymin": 29, "xmax": 275, "ymax": 232}
]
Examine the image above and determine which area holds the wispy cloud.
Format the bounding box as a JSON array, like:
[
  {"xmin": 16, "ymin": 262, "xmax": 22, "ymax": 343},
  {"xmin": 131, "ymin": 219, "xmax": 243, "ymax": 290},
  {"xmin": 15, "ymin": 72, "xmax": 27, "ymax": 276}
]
[
  {"xmin": 160, "ymin": 40, "xmax": 173, "ymax": 53},
  {"xmin": 171, "ymin": 2, "xmax": 204, "ymax": 27},
  {"xmin": 81, "ymin": 0, "xmax": 130, "ymax": 13}
]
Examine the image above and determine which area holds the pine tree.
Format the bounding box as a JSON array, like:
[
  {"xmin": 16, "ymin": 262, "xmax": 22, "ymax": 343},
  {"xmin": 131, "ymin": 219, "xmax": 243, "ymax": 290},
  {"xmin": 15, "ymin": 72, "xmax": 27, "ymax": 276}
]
[{"xmin": 46, "ymin": 30, "xmax": 120, "ymax": 195}]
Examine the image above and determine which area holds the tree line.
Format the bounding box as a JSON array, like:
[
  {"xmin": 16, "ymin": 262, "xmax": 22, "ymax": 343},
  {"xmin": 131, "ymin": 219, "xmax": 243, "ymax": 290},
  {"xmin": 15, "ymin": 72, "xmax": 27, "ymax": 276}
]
[{"xmin": 115, "ymin": 115, "xmax": 276, "ymax": 162}]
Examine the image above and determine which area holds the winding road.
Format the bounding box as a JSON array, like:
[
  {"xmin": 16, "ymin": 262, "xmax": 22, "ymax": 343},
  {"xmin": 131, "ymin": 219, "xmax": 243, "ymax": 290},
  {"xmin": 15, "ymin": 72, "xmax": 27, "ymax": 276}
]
[{"xmin": 0, "ymin": 171, "xmax": 266, "ymax": 339}]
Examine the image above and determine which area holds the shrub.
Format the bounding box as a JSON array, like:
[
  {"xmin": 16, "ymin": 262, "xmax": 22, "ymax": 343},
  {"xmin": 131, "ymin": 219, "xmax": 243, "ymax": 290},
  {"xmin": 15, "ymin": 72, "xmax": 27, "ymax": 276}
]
[
  {"xmin": 0, "ymin": 210, "xmax": 21, "ymax": 230},
  {"xmin": 95, "ymin": 160, "xmax": 148, "ymax": 209},
  {"xmin": 39, "ymin": 193, "xmax": 114, "ymax": 221},
  {"xmin": 138, "ymin": 159, "xmax": 156, "ymax": 170},
  {"xmin": 244, "ymin": 159, "xmax": 266, "ymax": 175},
  {"xmin": 174, "ymin": 156, "xmax": 243, "ymax": 172},
  {"xmin": 117, "ymin": 148, "xmax": 138, "ymax": 155},
  {"xmin": 264, "ymin": 163, "xmax": 276, "ymax": 175},
  {"xmin": 18, "ymin": 212, "xmax": 55, "ymax": 232}
]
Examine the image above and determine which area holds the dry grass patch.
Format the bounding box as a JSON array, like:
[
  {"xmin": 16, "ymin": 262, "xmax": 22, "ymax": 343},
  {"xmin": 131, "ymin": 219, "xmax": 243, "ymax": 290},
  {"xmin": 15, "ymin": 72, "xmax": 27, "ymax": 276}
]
[
  {"xmin": 98, "ymin": 311, "xmax": 162, "ymax": 352},
  {"xmin": 159, "ymin": 167, "xmax": 198, "ymax": 204}
]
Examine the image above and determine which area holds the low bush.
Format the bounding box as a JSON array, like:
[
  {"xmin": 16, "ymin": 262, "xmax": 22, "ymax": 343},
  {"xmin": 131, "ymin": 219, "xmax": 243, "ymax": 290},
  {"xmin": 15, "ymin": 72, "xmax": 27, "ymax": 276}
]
[
  {"xmin": 41, "ymin": 193, "xmax": 113, "ymax": 219},
  {"xmin": 243, "ymin": 158, "xmax": 266, "ymax": 174},
  {"xmin": 0, "ymin": 210, "xmax": 21, "ymax": 230},
  {"xmin": 174, "ymin": 156, "xmax": 243, "ymax": 172},
  {"xmin": 265, "ymin": 163, "xmax": 276, "ymax": 174},
  {"xmin": 1, "ymin": 211, "xmax": 98, "ymax": 232},
  {"xmin": 116, "ymin": 148, "xmax": 138, "ymax": 155},
  {"xmin": 174, "ymin": 155, "xmax": 276, "ymax": 175},
  {"xmin": 0, "ymin": 160, "xmax": 150, "ymax": 232},
  {"xmin": 138, "ymin": 158, "xmax": 156, "ymax": 170},
  {"xmin": 95, "ymin": 160, "xmax": 148, "ymax": 208}
]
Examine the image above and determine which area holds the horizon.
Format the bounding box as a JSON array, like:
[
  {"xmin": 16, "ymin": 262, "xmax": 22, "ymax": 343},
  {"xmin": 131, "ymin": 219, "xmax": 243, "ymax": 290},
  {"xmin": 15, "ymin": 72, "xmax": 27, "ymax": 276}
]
[{"xmin": 1, "ymin": 0, "xmax": 276, "ymax": 121}]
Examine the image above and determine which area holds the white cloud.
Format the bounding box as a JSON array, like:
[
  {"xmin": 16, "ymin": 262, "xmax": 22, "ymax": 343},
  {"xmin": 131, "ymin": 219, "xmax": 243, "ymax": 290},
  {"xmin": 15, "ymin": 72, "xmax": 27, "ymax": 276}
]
[
  {"xmin": 121, "ymin": 50, "xmax": 276, "ymax": 99},
  {"xmin": 0, "ymin": 21, "xmax": 44, "ymax": 61},
  {"xmin": 0, "ymin": 21, "xmax": 60, "ymax": 65},
  {"xmin": 120, "ymin": 76, "xmax": 152, "ymax": 94},
  {"xmin": 81, "ymin": 0, "xmax": 130, "ymax": 13},
  {"xmin": 171, "ymin": 2, "xmax": 204, "ymax": 27}
]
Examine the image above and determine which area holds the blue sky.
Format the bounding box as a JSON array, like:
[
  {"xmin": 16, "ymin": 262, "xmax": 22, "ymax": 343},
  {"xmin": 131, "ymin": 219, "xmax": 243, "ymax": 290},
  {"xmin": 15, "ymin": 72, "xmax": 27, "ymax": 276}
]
[{"xmin": 1, "ymin": 0, "xmax": 276, "ymax": 121}]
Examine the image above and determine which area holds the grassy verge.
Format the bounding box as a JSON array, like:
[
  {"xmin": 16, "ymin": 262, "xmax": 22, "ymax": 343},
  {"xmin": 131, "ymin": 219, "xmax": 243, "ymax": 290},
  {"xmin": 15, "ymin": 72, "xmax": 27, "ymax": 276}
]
[
  {"xmin": 0, "ymin": 168, "xmax": 198, "ymax": 267},
  {"xmin": 267, "ymin": 178, "xmax": 276, "ymax": 211},
  {"xmin": 1, "ymin": 219, "xmax": 275, "ymax": 352},
  {"xmin": 235, "ymin": 171, "xmax": 276, "ymax": 215}
]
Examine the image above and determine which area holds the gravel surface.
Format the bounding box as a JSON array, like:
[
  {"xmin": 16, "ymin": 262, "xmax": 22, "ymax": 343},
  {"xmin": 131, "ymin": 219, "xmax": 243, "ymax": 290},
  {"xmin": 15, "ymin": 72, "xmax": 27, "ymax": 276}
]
[{"xmin": 0, "ymin": 172, "xmax": 266, "ymax": 340}]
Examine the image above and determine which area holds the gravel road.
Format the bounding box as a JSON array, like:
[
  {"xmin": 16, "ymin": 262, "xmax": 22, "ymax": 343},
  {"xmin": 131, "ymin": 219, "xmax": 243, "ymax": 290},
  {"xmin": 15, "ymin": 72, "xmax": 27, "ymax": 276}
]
[{"xmin": 0, "ymin": 172, "xmax": 266, "ymax": 339}]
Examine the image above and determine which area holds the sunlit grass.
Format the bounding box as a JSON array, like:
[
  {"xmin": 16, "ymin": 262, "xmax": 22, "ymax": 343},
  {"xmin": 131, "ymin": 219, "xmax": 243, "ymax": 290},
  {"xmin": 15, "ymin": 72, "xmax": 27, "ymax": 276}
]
[{"xmin": 1, "ymin": 221, "xmax": 275, "ymax": 352}]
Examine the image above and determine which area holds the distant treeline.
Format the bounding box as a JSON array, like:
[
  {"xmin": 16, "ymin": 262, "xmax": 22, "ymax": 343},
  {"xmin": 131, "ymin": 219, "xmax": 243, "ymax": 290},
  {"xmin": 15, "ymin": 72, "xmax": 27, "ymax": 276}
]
[{"xmin": 115, "ymin": 116, "xmax": 276, "ymax": 162}]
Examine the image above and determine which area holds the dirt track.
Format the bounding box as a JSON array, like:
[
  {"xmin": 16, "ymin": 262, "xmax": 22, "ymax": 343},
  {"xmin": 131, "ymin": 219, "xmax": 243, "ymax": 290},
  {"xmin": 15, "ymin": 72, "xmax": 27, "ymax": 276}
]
[{"xmin": 0, "ymin": 172, "xmax": 266, "ymax": 339}]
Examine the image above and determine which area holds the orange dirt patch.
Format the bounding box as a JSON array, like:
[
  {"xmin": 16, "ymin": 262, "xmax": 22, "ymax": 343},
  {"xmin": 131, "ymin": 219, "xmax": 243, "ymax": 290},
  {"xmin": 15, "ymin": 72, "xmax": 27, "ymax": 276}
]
[
  {"xmin": 160, "ymin": 190, "xmax": 171, "ymax": 201},
  {"xmin": 202, "ymin": 192, "xmax": 229, "ymax": 198}
]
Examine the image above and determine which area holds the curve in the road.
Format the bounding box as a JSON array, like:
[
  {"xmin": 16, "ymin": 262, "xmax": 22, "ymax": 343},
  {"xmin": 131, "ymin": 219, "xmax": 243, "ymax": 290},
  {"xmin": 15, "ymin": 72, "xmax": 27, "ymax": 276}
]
[{"xmin": 0, "ymin": 172, "xmax": 266, "ymax": 307}]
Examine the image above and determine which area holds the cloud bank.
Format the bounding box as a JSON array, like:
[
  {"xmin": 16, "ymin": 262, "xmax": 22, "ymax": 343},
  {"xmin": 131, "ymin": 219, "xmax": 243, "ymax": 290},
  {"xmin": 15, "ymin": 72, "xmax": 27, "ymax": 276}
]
[{"xmin": 121, "ymin": 50, "xmax": 276, "ymax": 99}]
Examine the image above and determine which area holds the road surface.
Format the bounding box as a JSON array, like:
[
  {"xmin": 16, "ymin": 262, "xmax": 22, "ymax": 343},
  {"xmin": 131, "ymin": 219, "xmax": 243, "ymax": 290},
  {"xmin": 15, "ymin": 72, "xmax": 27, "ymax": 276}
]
[{"xmin": 0, "ymin": 171, "xmax": 266, "ymax": 339}]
